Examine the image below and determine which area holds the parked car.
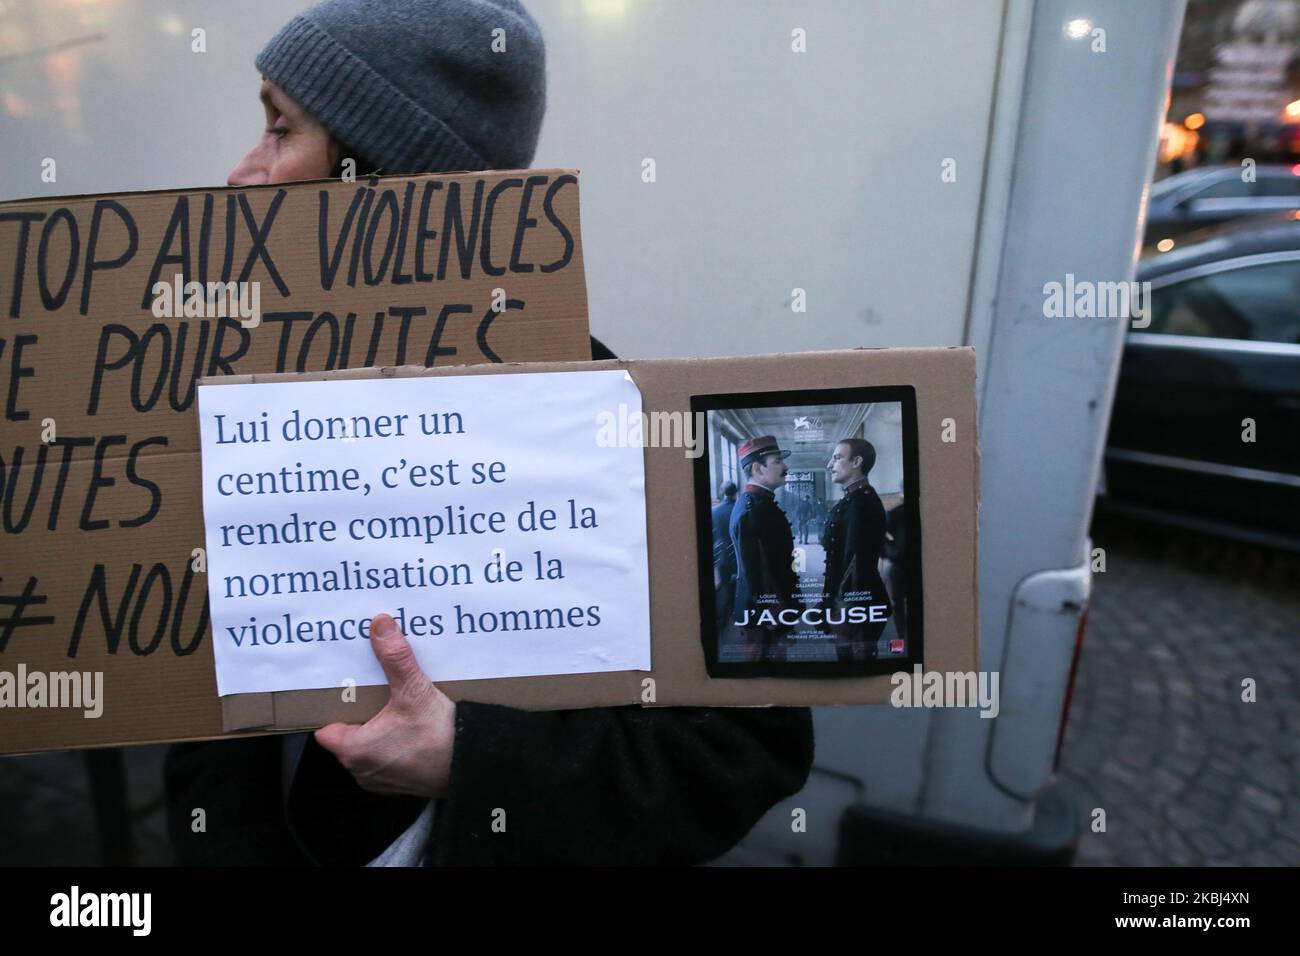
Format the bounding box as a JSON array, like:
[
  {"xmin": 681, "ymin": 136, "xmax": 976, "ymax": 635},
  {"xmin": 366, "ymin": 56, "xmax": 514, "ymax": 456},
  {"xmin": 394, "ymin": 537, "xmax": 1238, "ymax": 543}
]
[
  {"xmin": 1104, "ymin": 214, "xmax": 1300, "ymax": 549},
  {"xmin": 1144, "ymin": 164, "xmax": 1300, "ymax": 244}
]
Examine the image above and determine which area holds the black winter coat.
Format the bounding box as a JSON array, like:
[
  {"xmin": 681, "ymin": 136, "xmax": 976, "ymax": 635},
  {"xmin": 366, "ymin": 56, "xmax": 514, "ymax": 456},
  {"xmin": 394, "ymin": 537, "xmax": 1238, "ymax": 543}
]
[{"xmin": 165, "ymin": 702, "xmax": 814, "ymax": 866}]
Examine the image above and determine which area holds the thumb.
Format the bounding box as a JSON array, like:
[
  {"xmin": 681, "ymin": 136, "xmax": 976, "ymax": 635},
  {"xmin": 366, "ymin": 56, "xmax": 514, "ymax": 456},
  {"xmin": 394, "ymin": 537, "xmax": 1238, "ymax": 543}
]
[
  {"xmin": 314, "ymin": 720, "xmax": 361, "ymax": 758},
  {"xmin": 368, "ymin": 612, "xmax": 431, "ymax": 705}
]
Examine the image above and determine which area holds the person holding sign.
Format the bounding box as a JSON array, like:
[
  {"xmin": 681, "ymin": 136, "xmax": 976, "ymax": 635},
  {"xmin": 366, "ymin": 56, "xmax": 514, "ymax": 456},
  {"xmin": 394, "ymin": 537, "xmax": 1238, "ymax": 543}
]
[{"xmin": 165, "ymin": 0, "xmax": 814, "ymax": 867}]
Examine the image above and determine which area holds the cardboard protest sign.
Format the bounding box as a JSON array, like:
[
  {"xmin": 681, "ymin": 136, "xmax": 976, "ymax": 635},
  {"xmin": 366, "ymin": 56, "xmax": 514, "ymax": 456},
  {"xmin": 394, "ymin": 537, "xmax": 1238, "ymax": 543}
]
[
  {"xmin": 0, "ymin": 170, "xmax": 592, "ymax": 755},
  {"xmin": 201, "ymin": 348, "xmax": 978, "ymax": 736}
]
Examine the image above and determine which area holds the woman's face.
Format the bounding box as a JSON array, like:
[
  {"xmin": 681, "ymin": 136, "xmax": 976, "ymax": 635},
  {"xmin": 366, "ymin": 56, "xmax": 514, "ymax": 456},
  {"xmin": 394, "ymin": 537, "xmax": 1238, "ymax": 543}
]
[{"xmin": 227, "ymin": 79, "xmax": 340, "ymax": 186}]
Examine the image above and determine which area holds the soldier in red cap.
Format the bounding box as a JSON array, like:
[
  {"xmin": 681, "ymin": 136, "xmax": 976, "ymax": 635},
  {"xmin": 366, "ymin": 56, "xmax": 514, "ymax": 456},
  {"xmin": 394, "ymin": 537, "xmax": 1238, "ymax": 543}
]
[{"xmin": 729, "ymin": 436, "xmax": 803, "ymax": 662}]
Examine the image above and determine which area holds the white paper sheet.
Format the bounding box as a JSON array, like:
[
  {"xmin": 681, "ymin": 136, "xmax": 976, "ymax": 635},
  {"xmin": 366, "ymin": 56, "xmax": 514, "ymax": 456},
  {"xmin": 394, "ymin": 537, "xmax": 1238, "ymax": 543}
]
[{"xmin": 197, "ymin": 370, "xmax": 651, "ymax": 696}]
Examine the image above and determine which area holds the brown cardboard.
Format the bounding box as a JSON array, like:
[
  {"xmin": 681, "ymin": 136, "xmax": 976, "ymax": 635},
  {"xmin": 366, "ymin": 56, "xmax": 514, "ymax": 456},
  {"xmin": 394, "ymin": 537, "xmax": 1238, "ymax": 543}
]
[
  {"xmin": 0, "ymin": 170, "xmax": 592, "ymax": 755},
  {"xmin": 205, "ymin": 348, "xmax": 978, "ymax": 733}
]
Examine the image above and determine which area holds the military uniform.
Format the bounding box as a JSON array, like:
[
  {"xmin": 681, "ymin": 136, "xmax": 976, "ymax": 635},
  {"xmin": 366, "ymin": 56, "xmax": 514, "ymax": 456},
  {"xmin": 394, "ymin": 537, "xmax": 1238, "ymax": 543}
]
[
  {"xmin": 711, "ymin": 495, "xmax": 738, "ymax": 633},
  {"xmin": 795, "ymin": 496, "xmax": 813, "ymax": 544},
  {"xmin": 730, "ymin": 483, "xmax": 803, "ymax": 661},
  {"xmin": 821, "ymin": 476, "xmax": 892, "ymax": 661}
]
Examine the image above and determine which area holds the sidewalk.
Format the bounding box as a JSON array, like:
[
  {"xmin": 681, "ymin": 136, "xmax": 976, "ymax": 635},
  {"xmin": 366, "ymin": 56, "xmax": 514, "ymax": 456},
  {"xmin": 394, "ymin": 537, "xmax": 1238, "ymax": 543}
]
[{"xmin": 1061, "ymin": 512, "xmax": 1300, "ymax": 866}]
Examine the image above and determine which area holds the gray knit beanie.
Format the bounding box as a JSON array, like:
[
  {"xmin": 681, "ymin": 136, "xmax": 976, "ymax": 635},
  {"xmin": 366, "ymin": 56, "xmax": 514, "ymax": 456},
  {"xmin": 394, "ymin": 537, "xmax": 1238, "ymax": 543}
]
[{"xmin": 255, "ymin": 0, "xmax": 546, "ymax": 173}]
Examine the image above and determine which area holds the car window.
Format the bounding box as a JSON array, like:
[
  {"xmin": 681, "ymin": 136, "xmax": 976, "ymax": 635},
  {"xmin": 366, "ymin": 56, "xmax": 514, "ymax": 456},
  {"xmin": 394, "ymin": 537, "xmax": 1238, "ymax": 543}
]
[
  {"xmin": 1148, "ymin": 259, "xmax": 1300, "ymax": 344},
  {"xmin": 1253, "ymin": 175, "xmax": 1300, "ymax": 198},
  {"xmin": 1192, "ymin": 177, "xmax": 1255, "ymax": 200}
]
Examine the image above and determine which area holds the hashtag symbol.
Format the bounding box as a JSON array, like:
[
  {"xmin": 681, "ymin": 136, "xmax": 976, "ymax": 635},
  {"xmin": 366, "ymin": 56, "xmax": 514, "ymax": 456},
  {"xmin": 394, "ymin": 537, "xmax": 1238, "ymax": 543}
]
[{"xmin": 0, "ymin": 577, "xmax": 55, "ymax": 652}]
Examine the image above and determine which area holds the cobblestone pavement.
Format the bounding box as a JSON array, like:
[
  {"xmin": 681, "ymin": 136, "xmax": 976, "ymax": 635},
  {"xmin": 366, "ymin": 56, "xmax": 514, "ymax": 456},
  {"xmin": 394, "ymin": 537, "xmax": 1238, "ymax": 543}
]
[{"xmin": 1061, "ymin": 512, "xmax": 1300, "ymax": 867}]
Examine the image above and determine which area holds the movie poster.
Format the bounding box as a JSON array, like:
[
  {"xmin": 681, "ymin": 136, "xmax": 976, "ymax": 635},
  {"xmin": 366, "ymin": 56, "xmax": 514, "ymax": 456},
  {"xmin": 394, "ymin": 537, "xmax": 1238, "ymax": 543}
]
[{"xmin": 691, "ymin": 386, "xmax": 923, "ymax": 678}]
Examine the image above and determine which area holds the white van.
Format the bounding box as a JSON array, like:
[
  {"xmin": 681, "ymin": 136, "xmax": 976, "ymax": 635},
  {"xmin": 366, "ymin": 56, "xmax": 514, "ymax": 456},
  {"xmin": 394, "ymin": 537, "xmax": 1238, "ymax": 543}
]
[{"xmin": 534, "ymin": 0, "xmax": 1183, "ymax": 864}]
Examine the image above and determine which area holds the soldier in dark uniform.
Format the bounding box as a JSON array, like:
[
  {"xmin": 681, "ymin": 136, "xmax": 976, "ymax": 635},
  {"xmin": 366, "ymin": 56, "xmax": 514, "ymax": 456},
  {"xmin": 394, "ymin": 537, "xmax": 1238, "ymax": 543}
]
[
  {"xmin": 711, "ymin": 482, "xmax": 739, "ymax": 635},
  {"xmin": 821, "ymin": 437, "xmax": 893, "ymax": 662},
  {"xmin": 730, "ymin": 436, "xmax": 803, "ymax": 662},
  {"xmin": 882, "ymin": 500, "xmax": 908, "ymax": 642},
  {"xmin": 796, "ymin": 494, "xmax": 813, "ymax": 545}
]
